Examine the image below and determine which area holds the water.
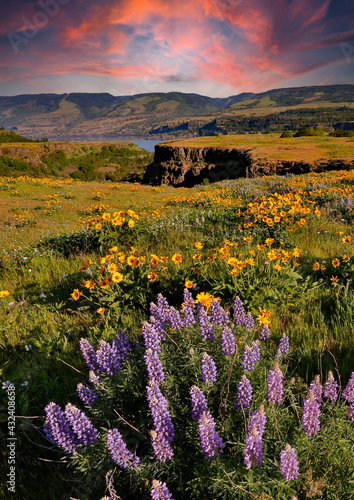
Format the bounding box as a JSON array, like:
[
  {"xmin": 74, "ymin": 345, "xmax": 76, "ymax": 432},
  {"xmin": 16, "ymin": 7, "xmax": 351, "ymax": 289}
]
[{"xmin": 131, "ymin": 139, "xmax": 162, "ymax": 152}]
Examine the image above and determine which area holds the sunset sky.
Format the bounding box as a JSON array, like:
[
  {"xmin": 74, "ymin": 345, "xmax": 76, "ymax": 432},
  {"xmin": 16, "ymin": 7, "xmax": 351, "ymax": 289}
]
[{"xmin": 0, "ymin": 0, "xmax": 353, "ymax": 97}]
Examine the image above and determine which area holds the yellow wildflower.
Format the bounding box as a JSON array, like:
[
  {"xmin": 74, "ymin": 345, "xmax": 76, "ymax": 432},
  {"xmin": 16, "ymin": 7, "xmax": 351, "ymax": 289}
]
[
  {"xmin": 185, "ymin": 280, "xmax": 194, "ymax": 289},
  {"xmin": 196, "ymin": 292, "xmax": 214, "ymax": 311},
  {"xmin": 193, "ymin": 242, "xmax": 203, "ymax": 249},
  {"xmin": 0, "ymin": 290, "xmax": 10, "ymax": 298},
  {"xmin": 128, "ymin": 219, "xmax": 135, "ymax": 228},
  {"xmin": 112, "ymin": 272, "xmax": 123, "ymax": 283},
  {"xmin": 313, "ymin": 262, "xmax": 320, "ymax": 271},
  {"xmin": 171, "ymin": 253, "xmax": 182, "ymax": 265},
  {"xmin": 71, "ymin": 289, "xmax": 82, "ymax": 301},
  {"xmin": 332, "ymin": 258, "xmax": 340, "ymax": 268},
  {"xmin": 97, "ymin": 307, "xmax": 105, "ymax": 314}
]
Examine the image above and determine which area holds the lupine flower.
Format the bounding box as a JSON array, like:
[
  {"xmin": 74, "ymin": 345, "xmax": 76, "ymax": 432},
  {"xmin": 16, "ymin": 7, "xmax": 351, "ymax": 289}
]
[
  {"xmin": 235, "ymin": 375, "xmax": 253, "ymax": 410},
  {"xmin": 43, "ymin": 402, "xmax": 78, "ymax": 453},
  {"xmin": 197, "ymin": 303, "xmax": 215, "ymax": 340},
  {"xmin": 259, "ymin": 324, "xmax": 270, "ymax": 340},
  {"xmin": 151, "ymin": 479, "xmax": 174, "ymax": 500},
  {"xmin": 248, "ymin": 404, "xmax": 267, "ymax": 436},
  {"xmin": 107, "ymin": 428, "xmax": 141, "ymax": 469},
  {"xmin": 89, "ymin": 370, "xmax": 100, "ymax": 385},
  {"xmin": 96, "ymin": 339, "xmax": 121, "ymax": 375},
  {"xmin": 169, "ymin": 307, "xmax": 183, "ymax": 330},
  {"xmin": 201, "ymin": 353, "xmax": 217, "ymax": 384},
  {"xmin": 147, "ymin": 381, "xmax": 175, "ymax": 442},
  {"xmin": 144, "ymin": 348, "xmax": 165, "ymax": 383},
  {"xmin": 221, "ymin": 326, "xmax": 236, "ymax": 356},
  {"xmin": 244, "ymin": 312, "xmax": 255, "ymax": 329},
  {"xmin": 309, "ymin": 375, "xmax": 322, "ymax": 403},
  {"xmin": 347, "ymin": 403, "xmax": 354, "ymax": 421},
  {"xmin": 234, "ymin": 296, "xmax": 246, "ymax": 325},
  {"xmin": 150, "ymin": 430, "xmax": 174, "ymax": 462},
  {"xmin": 323, "ymin": 371, "xmax": 338, "ymax": 402},
  {"xmin": 76, "ymin": 383, "xmax": 98, "ymax": 407},
  {"xmin": 278, "ymin": 334, "xmax": 290, "ymax": 356},
  {"xmin": 244, "ymin": 426, "xmax": 263, "ymax": 469},
  {"xmin": 112, "ymin": 329, "xmax": 131, "ymax": 363},
  {"xmin": 190, "ymin": 385, "xmax": 208, "ymax": 420},
  {"xmin": 280, "ymin": 444, "xmax": 299, "ymax": 480},
  {"xmin": 181, "ymin": 288, "xmax": 196, "ymax": 327},
  {"xmin": 209, "ymin": 299, "xmax": 229, "ymax": 327},
  {"xmin": 64, "ymin": 403, "xmax": 98, "ymax": 446},
  {"xmin": 342, "ymin": 372, "xmax": 354, "ymax": 403},
  {"xmin": 156, "ymin": 294, "xmax": 171, "ymax": 322},
  {"xmin": 241, "ymin": 341, "xmax": 260, "ymax": 372},
  {"xmin": 267, "ymin": 362, "xmax": 284, "ymax": 404},
  {"xmin": 198, "ymin": 411, "xmax": 225, "ymax": 459},
  {"xmin": 142, "ymin": 321, "xmax": 162, "ymax": 353},
  {"xmin": 79, "ymin": 338, "xmax": 100, "ymax": 372},
  {"xmin": 150, "ymin": 303, "xmax": 166, "ymax": 336},
  {"xmin": 302, "ymin": 391, "xmax": 321, "ymax": 436}
]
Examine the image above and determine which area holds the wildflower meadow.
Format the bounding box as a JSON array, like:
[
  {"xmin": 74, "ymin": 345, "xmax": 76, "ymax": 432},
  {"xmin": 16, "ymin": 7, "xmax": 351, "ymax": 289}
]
[{"xmin": 0, "ymin": 169, "xmax": 354, "ymax": 499}]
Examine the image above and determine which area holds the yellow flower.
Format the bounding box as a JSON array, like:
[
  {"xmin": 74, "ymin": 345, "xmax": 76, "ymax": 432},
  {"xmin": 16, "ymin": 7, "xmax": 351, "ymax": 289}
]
[
  {"xmin": 95, "ymin": 223, "xmax": 102, "ymax": 230},
  {"xmin": 257, "ymin": 307, "xmax": 272, "ymax": 326},
  {"xmin": 109, "ymin": 246, "xmax": 118, "ymax": 253},
  {"xmin": 293, "ymin": 247, "xmax": 301, "ymax": 258},
  {"xmin": 321, "ymin": 265, "xmax": 326, "ymax": 271},
  {"xmin": 231, "ymin": 268, "xmax": 240, "ymax": 276},
  {"xmin": 274, "ymin": 216, "xmax": 281, "ymax": 223},
  {"xmin": 196, "ymin": 292, "xmax": 214, "ymax": 311},
  {"xmin": 71, "ymin": 289, "xmax": 82, "ymax": 301},
  {"xmin": 227, "ymin": 257, "xmax": 238, "ymax": 266},
  {"xmin": 97, "ymin": 307, "xmax": 105, "ymax": 314},
  {"xmin": 101, "ymin": 213, "xmax": 110, "ymax": 221},
  {"xmin": 82, "ymin": 279, "xmax": 95, "ymax": 290},
  {"xmin": 0, "ymin": 290, "xmax": 10, "ymax": 298},
  {"xmin": 150, "ymin": 254, "xmax": 159, "ymax": 266},
  {"xmin": 314, "ymin": 207, "xmax": 321, "ymax": 217},
  {"xmin": 112, "ymin": 217, "xmax": 123, "ymax": 226},
  {"xmin": 342, "ymin": 235, "xmax": 352, "ymax": 244},
  {"xmin": 112, "ymin": 272, "xmax": 123, "ymax": 283},
  {"xmin": 130, "ymin": 246, "xmax": 138, "ymax": 254},
  {"xmin": 193, "ymin": 242, "xmax": 203, "ymax": 249},
  {"xmin": 267, "ymin": 249, "xmax": 278, "ymax": 261},
  {"xmin": 313, "ymin": 262, "xmax": 320, "ymax": 271},
  {"xmin": 108, "ymin": 263, "xmax": 119, "ymax": 273},
  {"xmin": 265, "ymin": 238, "xmax": 274, "ymax": 246},
  {"xmin": 330, "ymin": 276, "xmax": 339, "ymax": 285},
  {"xmin": 128, "ymin": 219, "xmax": 135, "ymax": 228},
  {"xmin": 343, "ymin": 255, "xmax": 350, "ymax": 263},
  {"xmin": 274, "ymin": 264, "xmax": 282, "ymax": 271},
  {"xmin": 245, "ymin": 258, "xmax": 255, "ymax": 266},
  {"xmin": 147, "ymin": 271, "xmax": 158, "ymax": 282},
  {"xmin": 185, "ymin": 280, "xmax": 194, "ymax": 289},
  {"xmin": 127, "ymin": 255, "xmax": 140, "ymax": 267},
  {"xmin": 193, "ymin": 253, "xmax": 202, "ymax": 260},
  {"xmin": 243, "ymin": 236, "xmax": 253, "ymax": 242},
  {"xmin": 118, "ymin": 254, "xmax": 126, "ymax": 263},
  {"xmin": 171, "ymin": 253, "xmax": 182, "ymax": 265},
  {"xmin": 257, "ymin": 244, "xmax": 266, "ymax": 251},
  {"xmin": 332, "ymin": 258, "xmax": 340, "ymax": 268}
]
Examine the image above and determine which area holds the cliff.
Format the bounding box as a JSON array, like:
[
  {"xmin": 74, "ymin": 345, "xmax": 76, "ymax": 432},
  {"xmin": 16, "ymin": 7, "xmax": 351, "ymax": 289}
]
[{"xmin": 143, "ymin": 135, "xmax": 354, "ymax": 187}]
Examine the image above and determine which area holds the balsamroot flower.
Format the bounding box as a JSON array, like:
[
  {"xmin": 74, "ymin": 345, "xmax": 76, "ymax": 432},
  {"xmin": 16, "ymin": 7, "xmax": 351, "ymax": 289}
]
[
  {"xmin": 221, "ymin": 326, "xmax": 236, "ymax": 356},
  {"xmin": 342, "ymin": 372, "xmax": 354, "ymax": 403},
  {"xmin": 190, "ymin": 385, "xmax": 208, "ymax": 420},
  {"xmin": 267, "ymin": 362, "xmax": 284, "ymax": 404},
  {"xmin": 244, "ymin": 426, "xmax": 263, "ymax": 469},
  {"xmin": 309, "ymin": 375, "xmax": 322, "ymax": 403},
  {"xmin": 151, "ymin": 479, "xmax": 174, "ymax": 500},
  {"xmin": 76, "ymin": 383, "xmax": 98, "ymax": 407},
  {"xmin": 201, "ymin": 352, "xmax": 217, "ymax": 384},
  {"xmin": 198, "ymin": 411, "xmax": 225, "ymax": 459},
  {"xmin": 302, "ymin": 391, "xmax": 321, "ymax": 436},
  {"xmin": 235, "ymin": 375, "xmax": 253, "ymax": 411},
  {"xmin": 241, "ymin": 341, "xmax": 260, "ymax": 372},
  {"xmin": 107, "ymin": 428, "xmax": 140, "ymax": 469},
  {"xmin": 259, "ymin": 324, "xmax": 270, "ymax": 340},
  {"xmin": 323, "ymin": 371, "xmax": 338, "ymax": 402},
  {"xmin": 210, "ymin": 299, "xmax": 229, "ymax": 327},
  {"xmin": 43, "ymin": 402, "xmax": 78, "ymax": 453},
  {"xmin": 234, "ymin": 296, "xmax": 246, "ymax": 326},
  {"xmin": 181, "ymin": 288, "xmax": 196, "ymax": 327},
  {"xmin": 144, "ymin": 348, "xmax": 165, "ymax": 383},
  {"xmin": 280, "ymin": 444, "xmax": 299, "ymax": 480},
  {"xmin": 64, "ymin": 403, "xmax": 98, "ymax": 446}
]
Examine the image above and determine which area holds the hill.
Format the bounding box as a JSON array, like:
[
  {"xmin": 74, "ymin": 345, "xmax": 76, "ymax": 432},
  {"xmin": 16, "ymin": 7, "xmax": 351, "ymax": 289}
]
[{"xmin": 0, "ymin": 85, "xmax": 353, "ymax": 141}]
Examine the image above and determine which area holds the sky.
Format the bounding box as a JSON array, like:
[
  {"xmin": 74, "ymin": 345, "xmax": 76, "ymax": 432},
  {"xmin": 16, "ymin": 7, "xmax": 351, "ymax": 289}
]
[{"xmin": 0, "ymin": 0, "xmax": 353, "ymax": 97}]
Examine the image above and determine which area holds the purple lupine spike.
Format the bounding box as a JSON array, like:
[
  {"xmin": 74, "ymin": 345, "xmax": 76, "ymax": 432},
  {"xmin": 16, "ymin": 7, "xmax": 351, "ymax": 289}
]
[
  {"xmin": 244, "ymin": 312, "xmax": 255, "ymax": 329},
  {"xmin": 150, "ymin": 303, "xmax": 166, "ymax": 337},
  {"xmin": 190, "ymin": 385, "xmax": 208, "ymax": 420},
  {"xmin": 79, "ymin": 338, "xmax": 100, "ymax": 372},
  {"xmin": 347, "ymin": 403, "xmax": 354, "ymax": 421},
  {"xmin": 241, "ymin": 341, "xmax": 260, "ymax": 373},
  {"xmin": 278, "ymin": 334, "xmax": 290, "ymax": 356},
  {"xmin": 244, "ymin": 426, "xmax": 263, "ymax": 469},
  {"xmin": 234, "ymin": 296, "xmax": 246, "ymax": 326},
  {"xmin": 64, "ymin": 403, "xmax": 98, "ymax": 446},
  {"xmin": 112, "ymin": 329, "xmax": 131, "ymax": 363},
  {"xmin": 280, "ymin": 444, "xmax": 299, "ymax": 480},
  {"xmin": 323, "ymin": 371, "xmax": 338, "ymax": 402},
  {"xmin": 302, "ymin": 391, "xmax": 321, "ymax": 436},
  {"xmin": 169, "ymin": 307, "xmax": 183, "ymax": 330},
  {"xmin": 43, "ymin": 402, "xmax": 78, "ymax": 453},
  {"xmin": 248, "ymin": 404, "xmax": 267, "ymax": 436},
  {"xmin": 309, "ymin": 375, "xmax": 322, "ymax": 403},
  {"xmin": 197, "ymin": 303, "xmax": 215, "ymax": 340},
  {"xmin": 235, "ymin": 375, "xmax": 253, "ymax": 411},
  {"xmin": 342, "ymin": 372, "xmax": 354, "ymax": 403},
  {"xmin": 96, "ymin": 339, "xmax": 121, "ymax": 375},
  {"xmin": 181, "ymin": 288, "xmax": 196, "ymax": 327},
  {"xmin": 151, "ymin": 480, "xmax": 174, "ymax": 500},
  {"xmin": 157, "ymin": 294, "xmax": 171, "ymax": 321},
  {"xmin": 142, "ymin": 321, "xmax": 162, "ymax": 353},
  {"xmin": 107, "ymin": 428, "xmax": 141, "ymax": 469},
  {"xmin": 76, "ymin": 383, "xmax": 98, "ymax": 407},
  {"xmin": 209, "ymin": 299, "xmax": 229, "ymax": 327},
  {"xmin": 144, "ymin": 348, "xmax": 165, "ymax": 383},
  {"xmin": 146, "ymin": 380, "xmax": 175, "ymax": 442},
  {"xmin": 198, "ymin": 411, "xmax": 225, "ymax": 460},
  {"xmin": 267, "ymin": 362, "xmax": 284, "ymax": 404},
  {"xmin": 259, "ymin": 324, "xmax": 270, "ymax": 340},
  {"xmin": 201, "ymin": 352, "xmax": 217, "ymax": 384},
  {"xmin": 150, "ymin": 430, "xmax": 174, "ymax": 462},
  {"xmin": 221, "ymin": 326, "xmax": 236, "ymax": 356},
  {"xmin": 89, "ymin": 370, "xmax": 100, "ymax": 385}
]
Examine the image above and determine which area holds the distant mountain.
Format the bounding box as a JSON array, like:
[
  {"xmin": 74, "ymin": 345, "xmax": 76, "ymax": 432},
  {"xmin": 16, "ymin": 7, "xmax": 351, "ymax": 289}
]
[{"xmin": 0, "ymin": 85, "xmax": 353, "ymax": 140}]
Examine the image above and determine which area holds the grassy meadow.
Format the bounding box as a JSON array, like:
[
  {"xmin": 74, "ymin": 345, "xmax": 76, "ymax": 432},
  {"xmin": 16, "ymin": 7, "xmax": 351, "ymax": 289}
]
[{"xmin": 0, "ymin": 170, "xmax": 354, "ymax": 499}]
